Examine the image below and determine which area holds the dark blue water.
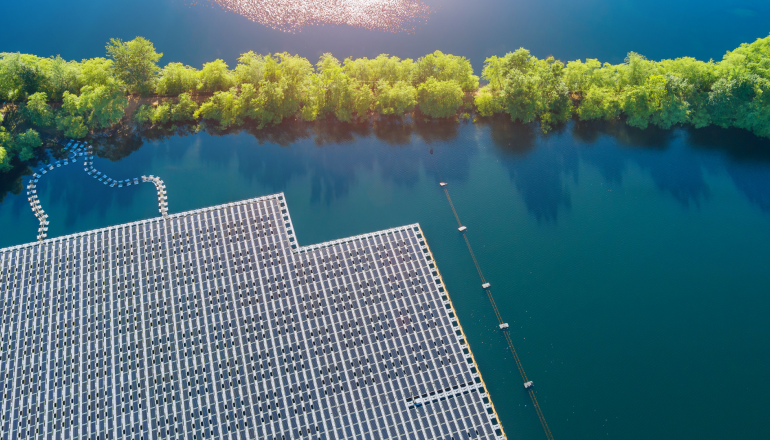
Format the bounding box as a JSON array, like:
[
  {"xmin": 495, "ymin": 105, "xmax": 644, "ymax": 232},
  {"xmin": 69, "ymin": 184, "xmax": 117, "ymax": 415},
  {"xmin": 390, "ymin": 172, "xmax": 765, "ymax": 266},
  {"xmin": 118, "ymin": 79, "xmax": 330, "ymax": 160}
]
[
  {"xmin": 4, "ymin": 1, "xmax": 770, "ymax": 438},
  {"xmin": 2, "ymin": 119, "xmax": 770, "ymax": 439},
  {"xmin": 1, "ymin": 0, "xmax": 768, "ymax": 71}
]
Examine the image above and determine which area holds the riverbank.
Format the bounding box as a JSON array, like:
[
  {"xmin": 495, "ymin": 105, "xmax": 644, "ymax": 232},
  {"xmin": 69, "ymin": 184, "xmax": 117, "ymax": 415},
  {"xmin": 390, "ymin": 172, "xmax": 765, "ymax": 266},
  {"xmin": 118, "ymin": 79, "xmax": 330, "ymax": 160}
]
[{"xmin": 2, "ymin": 33, "xmax": 770, "ymax": 177}]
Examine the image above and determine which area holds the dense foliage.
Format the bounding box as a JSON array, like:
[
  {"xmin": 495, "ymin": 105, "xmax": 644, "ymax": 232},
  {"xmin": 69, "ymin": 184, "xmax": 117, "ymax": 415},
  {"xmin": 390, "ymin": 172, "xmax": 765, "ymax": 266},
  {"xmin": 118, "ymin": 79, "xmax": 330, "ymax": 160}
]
[
  {"xmin": 1, "ymin": 34, "xmax": 770, "ymax": 175},
  {"xmin": 477, "ymin": 35, "xmax": 770, "ymax": 136}
]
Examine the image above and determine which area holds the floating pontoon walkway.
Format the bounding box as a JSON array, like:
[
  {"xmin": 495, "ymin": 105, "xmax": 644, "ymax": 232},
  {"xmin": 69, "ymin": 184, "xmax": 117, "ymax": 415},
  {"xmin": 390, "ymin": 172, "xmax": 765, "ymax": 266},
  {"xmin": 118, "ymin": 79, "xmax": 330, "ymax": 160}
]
[
  {"xmin": 0, "ymin": 194, "xmax": 506, "ymax": 440},
  {"xmin": 26, "ymin": 140, "xmax": 169, "ymax": 241}
]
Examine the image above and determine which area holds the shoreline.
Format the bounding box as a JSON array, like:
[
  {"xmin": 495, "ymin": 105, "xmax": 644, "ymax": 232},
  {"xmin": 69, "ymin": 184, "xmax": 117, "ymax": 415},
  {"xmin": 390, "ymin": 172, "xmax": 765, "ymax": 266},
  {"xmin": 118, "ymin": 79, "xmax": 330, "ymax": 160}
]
[{"xmin": 2, "ymin": 32, "xmax": 770, "ymax": 177}]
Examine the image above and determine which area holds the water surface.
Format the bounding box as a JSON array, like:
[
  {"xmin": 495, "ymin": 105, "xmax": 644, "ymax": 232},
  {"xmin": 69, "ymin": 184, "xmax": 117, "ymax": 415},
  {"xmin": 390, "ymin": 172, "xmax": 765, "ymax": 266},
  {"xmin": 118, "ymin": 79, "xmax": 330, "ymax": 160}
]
[
  {"xmin": 2, "ymin": 0, "xmax": 768, "ymax": 70},
  {"xmin": 2, "ymin": 119, "xmax": 769, "ymax": 439}
]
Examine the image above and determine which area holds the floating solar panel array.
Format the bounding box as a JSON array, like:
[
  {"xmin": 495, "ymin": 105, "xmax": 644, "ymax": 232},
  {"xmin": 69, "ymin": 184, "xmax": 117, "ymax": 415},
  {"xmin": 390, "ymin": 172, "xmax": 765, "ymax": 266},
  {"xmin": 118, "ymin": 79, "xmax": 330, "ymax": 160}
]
[
  {"xmin": 0, "ymin": 194, "xmax": 506, "ymax": 440},
  {"xmin": 26, "ymin": 140, "xmax": 168, "ymax": 241}
]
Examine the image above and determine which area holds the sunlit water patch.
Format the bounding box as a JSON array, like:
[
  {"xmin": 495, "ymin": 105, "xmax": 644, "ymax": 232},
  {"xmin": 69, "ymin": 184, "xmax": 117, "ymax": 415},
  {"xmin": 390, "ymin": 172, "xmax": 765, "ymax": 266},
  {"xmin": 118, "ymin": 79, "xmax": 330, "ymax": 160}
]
[{"xmin": 204, "ymin": 0, "xmax": 433, "ymax": 32}]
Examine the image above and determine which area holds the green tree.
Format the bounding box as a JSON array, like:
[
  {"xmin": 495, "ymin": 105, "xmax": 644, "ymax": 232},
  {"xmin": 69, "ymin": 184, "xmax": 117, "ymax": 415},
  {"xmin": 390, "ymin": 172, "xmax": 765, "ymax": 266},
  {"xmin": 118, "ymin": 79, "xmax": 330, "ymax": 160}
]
[
  {"xmin": 417, "ymin": 78, "xmax": 463, "ymax": 118},
  {"xmin": 577, "ymin": 86, "xmax": 622, "ymax": 120},
  {"xmin": 14, "ymin": 129, "xmax": 42, "ymax": 161},
  {"xmin": 106, "ymin": 37, "xmax": 162, "ymax": 95},
  {"xmin": 718, "ymin": 33, "xmax": 770, "ymax": 81},
  {"xmin": 157, "ymin": 63, "xmax": 200, "ymax": 95},
  {"xmin": 0, "ymin": 123, "xmax": 42, "ymax": 169},
  {"xmin": 0, "ymin": 115, "xmax": 13, "ymax": 171},
  {"xmin": 480, "ymin": 49, "xmax": 570, "ymax": 131},
  {"xmin": 24, "ymin": 92, "xmax": 54, "ymax": 126},
  {"xmin": 619, "ymin": 52, "xmax": 658, "ymax": 88},
  {"xmin": 374, "ymin": 80, "xmax": 417, "ymax": 115},
  {"xmin": 197, "ymin": 60, "xmax": 235, "ymax": 93},
  {"xmin": 79, "ymin": 83, "xmax": 128, "ymax": 128},
  {"xmin": 651, "ymin": 74, "xmax": 692, "ymax": 129},
  {"xmin": 151, "ymin": 93, "xmax": 200, "ymax": 125},
  {"xmin": 0, "ymin": 145, "xmax": 8, "ymax": 171},
  {"xmin": 563, "ymin": 58, "xmax": 605, "ymax": 94},
  {"xmin": 501, "ymin": 69, "xmax": 540, "ymax": 123},
  {"xmin": 234, "ymin": 52, "xmax": 266, "ymax": 86},
  {"xmin": 0, "ymin": 127, "xmax": 16, "ymax": 172},
  {"xmin": 708, "ymin": 75, "xmax": 770, "ymax": 137},
  {"xmin": 351, "ymin": 84, "xmax": 374, "ymax": 120},
  {"xmin": 344, "ymin": 54, "xmax": 414, "ymax": 86},
  {"xmin": 56, "ymin": 83, "xmax": 127, "ymax": 135},
  {"xmin": 171, "ymin": 93, "xmax": 199, "ymax": 122},
  {"xmin": 710, "ymin": 34, "xmax": 770, "ymax": 137},
  {"xmin": 55, "ymin": 113, "xmax": 88, "ymax": 138},
  {"xmin": 248, "ymin": 80, "xmax": 287, "ymax": 128},
  {"xmin": 0, "ymin": 53, "xmax": 42, "ymax": 102},
  {"xmin": 194, "ymin": 88, "xmax": 243, "ymax": 129},
  {"xmin": 150, "ymin": 102, "xmax": 172, "ymax": 125},
  {"xmin": 133, "ymin": 104, "xmax": 153, "ymax": 124},
  {"xmin": 621, "ymin": 75, "xmax": 664, "ymax": 129},
  {"xmin": 474, "ymin": 86, "xmax": 503, "ymax": 117},
  {"xmin": 412, "ymin": 51, "xmax": 479, "ymax": 91},
  {"xmin": 262, "ymin": 53, "xmax": 314, "ymax": 118},
  {"xmin": 78, "ymin": 57, "xmax": 116, "ymax": 88},
  {"xmin": 43, "ymin": 56, "xmax": 81, "ymax": 100},
  {"xmin": 310, "ymin": 53, "xmax": 372, "ymax": 122}
]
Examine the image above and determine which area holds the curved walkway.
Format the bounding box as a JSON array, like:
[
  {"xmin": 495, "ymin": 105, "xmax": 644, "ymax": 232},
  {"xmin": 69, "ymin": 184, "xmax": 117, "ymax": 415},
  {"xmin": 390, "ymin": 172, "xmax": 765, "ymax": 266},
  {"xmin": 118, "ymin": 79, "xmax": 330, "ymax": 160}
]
[{"xmin": 26, "ymin": 139, "xmax": 169, "ymax": 241}]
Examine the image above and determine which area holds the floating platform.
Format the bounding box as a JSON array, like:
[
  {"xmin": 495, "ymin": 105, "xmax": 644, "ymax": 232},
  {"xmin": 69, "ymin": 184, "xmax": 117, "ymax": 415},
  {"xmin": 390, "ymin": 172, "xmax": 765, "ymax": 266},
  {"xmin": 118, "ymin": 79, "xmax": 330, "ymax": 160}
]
[{"xmin": 0, "ymin": 194, "xmax": 506, "ymax": 440}]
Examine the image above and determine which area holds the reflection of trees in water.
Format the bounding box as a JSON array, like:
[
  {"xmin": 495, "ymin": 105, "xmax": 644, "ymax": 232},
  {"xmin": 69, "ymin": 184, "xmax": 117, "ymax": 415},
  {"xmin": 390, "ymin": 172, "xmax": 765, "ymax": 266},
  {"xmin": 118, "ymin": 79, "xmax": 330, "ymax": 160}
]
[
  {"xmin": 5, "ymin": 116, "xmax": 770, "ymax": 226},
  {"xmin": 477, "ymin": 114, "xmax": 539, "ymax": 156},
  {"xmin": 481, "ymin": 117, "xmax": 770, "ymax": 221},
  {"xmin": 685, "ymin": 126, "xmax": 770, "ymax": 212},
  {"xmin": 0, "ymin": 163, "xmax": 29, "ymax": 204},
  {"xmin": 479, "ymin": 116, "xmax": 577, "ymax": 222},
  {"xmin": 255, "ymin": 117, "xmax": 471, "ymax": 205},
  {"xmin": 576, "ymin": 120, "xmax": 711, "ymax": 208},
  {"xmin": 243, "ymin": 116, "xmax": 471, "ymax": 206},
  {"xmin": 0, "ymin": 135, "xmax": 72, "ymax": 205}
]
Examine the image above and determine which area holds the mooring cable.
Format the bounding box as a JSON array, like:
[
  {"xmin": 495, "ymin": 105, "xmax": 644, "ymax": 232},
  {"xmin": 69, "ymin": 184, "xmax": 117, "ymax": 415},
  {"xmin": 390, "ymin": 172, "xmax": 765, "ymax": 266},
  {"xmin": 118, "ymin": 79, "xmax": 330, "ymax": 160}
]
[{"xmin": 439, "ymin": 182, "xmax": 555, "ymax": 440}]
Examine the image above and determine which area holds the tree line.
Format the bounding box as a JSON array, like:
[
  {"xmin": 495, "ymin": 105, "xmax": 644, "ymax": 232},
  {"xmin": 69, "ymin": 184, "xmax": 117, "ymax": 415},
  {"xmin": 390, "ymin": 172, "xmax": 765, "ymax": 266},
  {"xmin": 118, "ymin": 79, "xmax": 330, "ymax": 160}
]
[{"xmin": 1, "ymin": 34, "xmax": 769, "ymax": 174}]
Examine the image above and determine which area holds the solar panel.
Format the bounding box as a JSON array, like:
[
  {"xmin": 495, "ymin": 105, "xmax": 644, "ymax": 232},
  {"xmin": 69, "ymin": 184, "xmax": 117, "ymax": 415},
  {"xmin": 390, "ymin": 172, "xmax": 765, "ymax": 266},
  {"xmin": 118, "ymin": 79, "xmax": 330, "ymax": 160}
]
[{"xmin": 0, "ymin": 194, "xmax": 504, "ymax": 440}]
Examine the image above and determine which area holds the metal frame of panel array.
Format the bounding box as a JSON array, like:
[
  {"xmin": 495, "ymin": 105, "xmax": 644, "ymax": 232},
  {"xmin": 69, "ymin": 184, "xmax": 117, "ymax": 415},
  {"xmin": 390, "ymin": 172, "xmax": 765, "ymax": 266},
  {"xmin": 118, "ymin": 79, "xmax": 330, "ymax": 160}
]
[{"xmin": 0, "ymin": 193, "xmax": 505, "ymax": 440}]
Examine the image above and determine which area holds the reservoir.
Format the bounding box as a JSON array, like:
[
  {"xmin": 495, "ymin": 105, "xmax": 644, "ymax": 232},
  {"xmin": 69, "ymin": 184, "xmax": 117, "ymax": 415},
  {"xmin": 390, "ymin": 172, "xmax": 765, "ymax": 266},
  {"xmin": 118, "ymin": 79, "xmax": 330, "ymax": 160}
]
[
  {"xmin": 1, "ymin": 0, "xmax": 770, "ymax": 437},
  {"xmin": 1, "ymin": 118, "xmax": 769, "ymax": 439}
]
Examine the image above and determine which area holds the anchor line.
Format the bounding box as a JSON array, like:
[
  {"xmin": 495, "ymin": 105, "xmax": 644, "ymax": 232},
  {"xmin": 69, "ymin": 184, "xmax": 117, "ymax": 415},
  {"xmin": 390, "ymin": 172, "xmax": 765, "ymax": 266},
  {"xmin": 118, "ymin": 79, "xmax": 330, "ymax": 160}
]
[
  {"xmin": 529, "ymin": 388, "xmax": 555, "ymax": 440},
  {"xmin": 444, "ymin": 187, "xmax": 463, "ymax": 228},
  {"xmin": 440, "ymin": 183, "xmax": 555, "ymax": 440}
]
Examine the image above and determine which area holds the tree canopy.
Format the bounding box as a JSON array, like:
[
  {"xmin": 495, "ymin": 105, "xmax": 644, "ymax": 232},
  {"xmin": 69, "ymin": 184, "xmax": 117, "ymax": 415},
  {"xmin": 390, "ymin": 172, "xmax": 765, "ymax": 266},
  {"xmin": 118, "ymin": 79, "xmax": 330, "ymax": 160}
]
[
  {"xmin": 106, "ymin": 37, "xmax": 162, "ymax": 95},
  {"xmin": 3, "ymin": 34, "xmax": 770, "ymax": 176}
]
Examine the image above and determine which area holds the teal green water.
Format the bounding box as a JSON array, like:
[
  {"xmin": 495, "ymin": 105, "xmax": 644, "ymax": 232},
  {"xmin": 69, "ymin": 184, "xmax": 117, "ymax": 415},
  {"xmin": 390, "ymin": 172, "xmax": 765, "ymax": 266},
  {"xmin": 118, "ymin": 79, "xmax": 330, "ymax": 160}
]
[{"xmin": 2, "ymin": 120, "xmax": 770, "ymax": 439}]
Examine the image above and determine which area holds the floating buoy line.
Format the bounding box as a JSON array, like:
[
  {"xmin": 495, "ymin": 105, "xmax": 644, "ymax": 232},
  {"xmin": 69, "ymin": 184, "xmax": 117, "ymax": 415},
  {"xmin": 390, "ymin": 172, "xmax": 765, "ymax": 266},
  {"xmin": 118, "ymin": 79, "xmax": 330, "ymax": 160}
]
[
  {"xmin": 437, "ymin": 178, "xmax": 555, "ymax": 440},
  {"xmin": 26, "ymin": 139, "xmax": 169, "ymax": 241}
]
